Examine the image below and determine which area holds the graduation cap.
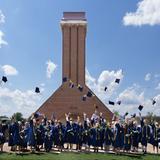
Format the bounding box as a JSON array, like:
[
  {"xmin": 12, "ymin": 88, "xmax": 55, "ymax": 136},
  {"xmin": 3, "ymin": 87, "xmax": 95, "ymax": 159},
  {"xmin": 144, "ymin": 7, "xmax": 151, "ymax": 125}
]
[
  {"xmin": 94, "ymin": 104, "xmax": 98, "ymax": 109},
  {"xmin": 2, "ymin": 76, "xmax": 7, "ymax": 83},
  {"xmin": 152, "ymin": 99, "xmax": 156, "ymax": 105},
  {"xmin": 109, "ymin": 101, "xmax": 115, "ymax": 105},
  {"xmin": 63, "ymin": 77, "xmax": 67, "ymax": 82},
  {"xmin": 82, "ymin": 95, "xmax": 87, "ymax": 101},
  {"xmin": 69, "ymin": 80, "xmax": 74, "ymax": 88},
  {"xmin": 104, "ymin": 87, "xmax": 107, "ymax": 91},
  {"xmin": 124, "ymin": 112, "xmax": 128, "ymax": 117},
  {"xmin": 138, "ymin": 105, "xmax": 143, "ymax": 111},
  {"xmin": 131, "ymin": 113, "xmax": 136, "ymax": 118},
  {"xmin": 87, "ymin": 91, "xmax": 93, "ymax": 97},
  {"xmin": 77, "ymin": 84, "xmax": 83, "ymax": 92},
  {"xmin": 115, "ymin": 78, "xmax": 120, "ymax": 84},
  {"xmin": 35, "ymin": 87, "xmax": 40, "ymax": 93},
  {"xmin": 117, "ymin": 101, "xmax": 121, "ymax": 105}
]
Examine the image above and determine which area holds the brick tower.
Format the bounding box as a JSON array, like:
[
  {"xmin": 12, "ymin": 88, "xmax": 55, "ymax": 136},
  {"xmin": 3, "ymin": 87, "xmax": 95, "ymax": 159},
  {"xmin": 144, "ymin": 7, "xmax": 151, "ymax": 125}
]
[{"xmin": 36, "ymin": 12, "xmax": 113, "ymax": 121}]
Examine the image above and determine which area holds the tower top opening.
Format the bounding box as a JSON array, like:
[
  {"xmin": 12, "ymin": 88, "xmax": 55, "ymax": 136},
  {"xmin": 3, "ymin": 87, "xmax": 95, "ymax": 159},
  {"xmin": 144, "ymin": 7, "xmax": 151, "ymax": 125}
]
[{"xmin": 62, "ymin": 12, "xmax": 86, "ymax": 21}]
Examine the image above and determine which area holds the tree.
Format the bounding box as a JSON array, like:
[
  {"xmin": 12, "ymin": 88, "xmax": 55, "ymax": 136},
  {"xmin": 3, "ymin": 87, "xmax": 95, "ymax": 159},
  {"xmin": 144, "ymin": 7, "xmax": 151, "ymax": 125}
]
[
  {"xmin": 145, "ymin": 112, "xmax": 156, "ymax": 123},
  {"xmin": 11, "ymin": 112, "xmax": 24, "ymax": 122}
]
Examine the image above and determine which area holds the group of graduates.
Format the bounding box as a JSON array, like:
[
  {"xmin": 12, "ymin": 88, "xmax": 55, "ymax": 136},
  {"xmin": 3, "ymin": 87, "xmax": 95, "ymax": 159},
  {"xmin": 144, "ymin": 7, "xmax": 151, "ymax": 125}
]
[{"xmin": 0, "ymin": 110, "xmax": 160, "ymax": 154}]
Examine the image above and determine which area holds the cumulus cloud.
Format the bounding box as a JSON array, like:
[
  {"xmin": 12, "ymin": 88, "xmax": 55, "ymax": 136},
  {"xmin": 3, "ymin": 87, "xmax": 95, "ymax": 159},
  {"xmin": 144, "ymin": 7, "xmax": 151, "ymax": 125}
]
[
  {"xmin": 0, "ymin": 30, "xmax": 8, "ymax": 48},
  {"xmin": 116, "ymin": 84, "xmax": 160, "ymax": 116},
  {"xmin": 0, "ymin": 10, "xmax": 5, "ymax": 24},
  {"xmin": 46, "ymin": 60, "xmax": 57, "ymax": 79},
  {"xmin": 86, "ymin": 69, "xmax": 124, "ymax": 104},
  {"xmin": 0, "ymin": 86, "xmax": 42, "ymax": 117},
  {"xmin": 155, "ymin": 83, "xmax": 160, "ymax": 90},
  {"xmin": 1, "ymin": 65, "xmax": 18, "ymax": 76},
  {"xmin": 145, "ymin": 73, "xmax": 151, "ymax": 81},
  {"xmin": 123, "ymin": 0, "xmax": 160, "ymax": 26},
  {"xmin": 86, "ymin": 69, "xmax": 160, "ymax": 116}
]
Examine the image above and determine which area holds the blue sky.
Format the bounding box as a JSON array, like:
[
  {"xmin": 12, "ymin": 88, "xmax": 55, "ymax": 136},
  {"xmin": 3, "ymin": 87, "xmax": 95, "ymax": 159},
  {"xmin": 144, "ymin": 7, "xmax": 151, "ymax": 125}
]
[{"xmin": 0, "ymin": 0, "xmax": 160, "ymax": 117}]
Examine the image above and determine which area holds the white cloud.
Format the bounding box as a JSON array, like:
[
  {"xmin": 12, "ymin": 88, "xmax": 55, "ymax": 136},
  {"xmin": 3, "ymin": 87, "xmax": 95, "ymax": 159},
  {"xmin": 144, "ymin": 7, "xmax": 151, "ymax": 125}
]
[
  {"xmin": 116, "ymin": 84, "xmax": 160, "ymax": 116},
  {"xmin": 145, "ymin": 73, "xmax": 151, "ymax": 81},
  {"xmin": 154, "ymin": 74, "xmax": 160, "ymax": 78},
  {"xmin": 0, "ymin": 10, "xmax": 5, "ymax": 24},
  {"xmin": 86, "ymin": 69, "xmax": 124, "ymax": 103},
  {"xmin": 46, "ymin": 60, "xmax": 57, "ymax": 79},
  {"xmin": 86, "ymin": 69, "xmax": 160, "ymax": 116},
  {"xmin": 40, "ymin": 83, "xmax": 45, "ymax": 87},
  {"xmin": 0, "ymin": 86, "xmax": 42, "ymax": 118},
  {"xmin": 0, "ymin": 30, "xmax": 8, "ymax": 48},
  {"xmin": 123, "ymin": 0, "xmax": 160, "ymax": 26},
  {"xmin": 1, "ymin": 65, "xmax": 18, "ymax": 76},
  {"xmin": 155, "ymin": 82, "xmax": 160, "ymax": 90}
]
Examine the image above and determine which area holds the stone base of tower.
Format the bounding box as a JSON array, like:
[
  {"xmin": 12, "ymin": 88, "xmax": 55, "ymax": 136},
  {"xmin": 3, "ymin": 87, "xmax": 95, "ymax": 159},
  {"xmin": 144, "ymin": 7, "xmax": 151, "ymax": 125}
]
[{"xmin": 36, "ymin": 82, "xmax": 113, "ymax": 122}]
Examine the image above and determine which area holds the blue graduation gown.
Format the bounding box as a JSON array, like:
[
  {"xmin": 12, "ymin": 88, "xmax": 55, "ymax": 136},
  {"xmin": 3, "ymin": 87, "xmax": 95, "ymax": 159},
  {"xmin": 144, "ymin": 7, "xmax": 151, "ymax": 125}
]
[
  {"xmin": 12, "ymin": 122, "xmax": 20, "ymax": 146},
  {"xmin": 28, "ymin": 124, "xmax": 36, "ymax": 147},
  {"xmin": 104, "ymin": 127, "xmax": 112, "ymax": 146}
]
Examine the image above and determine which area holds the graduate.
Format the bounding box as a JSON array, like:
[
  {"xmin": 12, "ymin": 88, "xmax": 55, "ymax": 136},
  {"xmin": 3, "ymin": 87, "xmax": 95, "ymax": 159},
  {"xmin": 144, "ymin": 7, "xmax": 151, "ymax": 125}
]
[
  {"xmin": 141, "ymin": 119, "xmax": 150, "ymax": 153},
  {"xmin": 113, "ymin": 122, "xmax": 121, "ymax": 152},
  {"xmin": 123, "ymin": 123, "xmax": 132, "ymax": 152},
  {"xmin": 12, "ymin": 121, "xmax": 21, "ymax": 151},
  {"xmin": 152, "ymin": 122, "xmax": 160, "ymax": 153},
  {"xmin": 57, "ymin": 121, "xmax": 65, "ymax": 151},
  {"xmin": 44, "ymin": 123, "xmax": 52, "ymax": 152},
  {"xmin": 50, "ymin": 120, "xmax": 56, "ymax": 149},
  {"xmin": 104, "ymin": 122, "xmax": 112, "ymax": 151},
  {"xmin": 19, "ymin": 122, "xmax": 28, "ymax": 151},
  {"xmin": 90, "ymin": 123, "xmax": 98, "ymax": 152},
  {"xmin": 0, "ymin": 123, "xmax": 5, "ymax": 152},
  {"xmin": 74, "ymin": 116, "xmax": 83, "ymax": 151},
  {"xmin": 8, "ymin": 121, "xmax": 14, "ymax": 151},
  {"xmin": 131, "ymin": 121, "xmax": 140, "ymax": 152},
  {"xmin": 119, "ymin": 124, "xmax": 124, "ymax": 150},
  {"xmin": 35, "ymin": 120, "xmax": 44, "ymax": 151},
  {"xmin": 65, "ymin": 113, "xmax": 74, "ymax": 150},
  {"xmin": 82, "ymin": 113, "xmax": 91, "ymax": 151},
  {"xmin": 98, "ymin": 123, "xmax": 105, "ymax": 150},
  {"xmin": 76, "ymin": 122, "xmax": 84, "ymax": 151},
  {"xmin": 28, "ymin": 120, "xmax": 36, "ymax": 151}
]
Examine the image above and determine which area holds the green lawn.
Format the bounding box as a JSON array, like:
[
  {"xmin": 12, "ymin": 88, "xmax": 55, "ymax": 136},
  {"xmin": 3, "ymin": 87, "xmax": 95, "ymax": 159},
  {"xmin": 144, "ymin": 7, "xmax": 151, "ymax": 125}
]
[{"xmin": 0, "ymin": 152, "xmax": 160, "ymax": 160}]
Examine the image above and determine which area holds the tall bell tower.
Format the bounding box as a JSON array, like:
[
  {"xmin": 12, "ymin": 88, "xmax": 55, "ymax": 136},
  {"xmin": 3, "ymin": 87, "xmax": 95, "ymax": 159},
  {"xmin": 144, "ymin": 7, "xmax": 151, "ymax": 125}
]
[
  {"xmin": 61, "ymin": 12, "xmax": 86, "ymax": 85},
  {"xmin": 36, "ymin": 12, "xmax": 113, "ymax": 121}
]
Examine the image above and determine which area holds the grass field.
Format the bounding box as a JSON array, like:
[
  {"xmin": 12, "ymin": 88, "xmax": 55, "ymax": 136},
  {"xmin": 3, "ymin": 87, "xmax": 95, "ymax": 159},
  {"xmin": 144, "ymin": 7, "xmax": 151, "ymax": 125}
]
[{"xmin": 0, "ymin": 152, "xmax": 160, "ymax": 160}]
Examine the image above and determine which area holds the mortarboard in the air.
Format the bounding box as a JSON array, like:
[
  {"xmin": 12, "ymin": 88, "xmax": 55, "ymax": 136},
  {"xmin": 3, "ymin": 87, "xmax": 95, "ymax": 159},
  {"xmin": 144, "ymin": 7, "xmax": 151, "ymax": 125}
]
[
  {"xmin": 109, "ymin": 101, "xmax": 115, "ymax": 105},
  {"xmin": 82, "ymin": 95, "xmax": 87, "ymax": 101},
  {"xmin": 115, "ymin": 78, "xmax": 120, "ymax": 84},
  {"xmin": 94, "ymin": 104, "xmax": 98, "ymax": 109},
  {"xmin": 63, "ymin": 77, "xmax": 67, "ymax": 82},
  {"xmin": 138, "ymin": 105, "xmax": 143, "ymax": 111},
  {"xmin": 2, "ymin": 76, "xmax": 8, "ymax": 83},
  {"xmin": 69, "ymin": 80, "xmax": 74, "ymax": 88},
  {"xmin": 35, "ymin": 87, "xmax": 40, "ymax": 93},
  {"xmin": 117, "ymin": 101, "xmax": 121, "ymax": 105},
  {"xmin": 104, "ymin": 87, "xmax": 107, "ymax": 91},
  {"xmin": 152, "ymin": 99, "xmax": 156, "ymax": 105},
  {"xmin": 77, "ymin": 84, "xmax": 83, "ymax": 92},
  {"xmin": 87, "ymin": 91, "xmax": 92, "ymax": 97},
  {"xmin": 124, "ymin": 112, "xmax": 128, "ymax": 116}
]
